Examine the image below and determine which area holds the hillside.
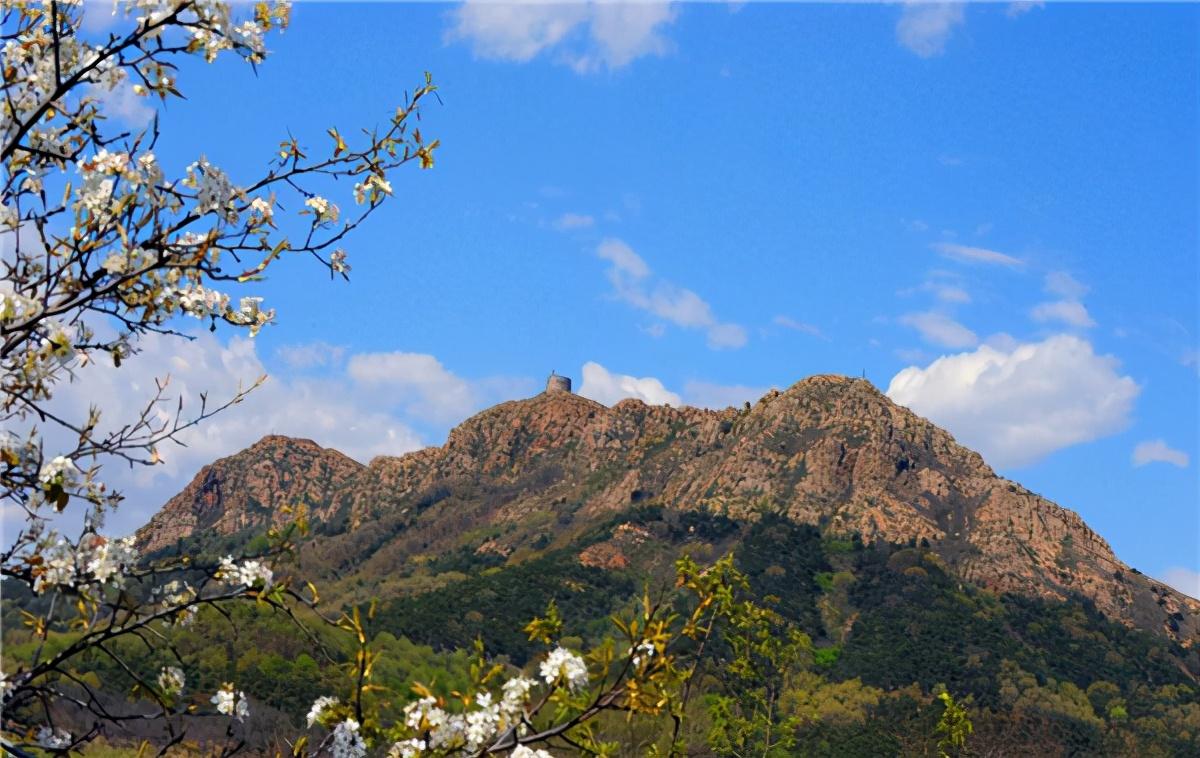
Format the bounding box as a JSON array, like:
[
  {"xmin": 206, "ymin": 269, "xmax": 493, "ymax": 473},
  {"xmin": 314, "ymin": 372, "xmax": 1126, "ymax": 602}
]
[{"xmin": 137, "ymin": 375, "xmax": 1199, "ymax": 648}]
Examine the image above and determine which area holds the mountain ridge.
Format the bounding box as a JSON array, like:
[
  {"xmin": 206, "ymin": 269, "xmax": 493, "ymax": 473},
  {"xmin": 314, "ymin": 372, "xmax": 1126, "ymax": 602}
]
[{"xmin": 135, "ymin": 374, "xmax": 1199, "ymax": 648}]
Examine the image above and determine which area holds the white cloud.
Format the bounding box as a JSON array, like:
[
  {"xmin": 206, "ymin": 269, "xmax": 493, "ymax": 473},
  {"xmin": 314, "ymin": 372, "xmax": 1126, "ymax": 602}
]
[
  {"xmin": 446, "ymin": 2, "xmax": 588, "ymax": 62},
  {"xmin": 773, "ymin": 315, "xmax": 827, "ymax": 340},
  {"xmin": 347, "ymin": 352, "xmax": 480, "ymax": 425},
  {"xmin": 931, "ymin": 284, "xmax": 970, "ymax": 304},
  {"xmin": 1161, "ymin": 567, "xmax": 1200, "ymax": 600},
  {"xmin": 553, "ymin": 212, "xmax": 595, "ymax": 230},
  {"xmin": 682, "ymin": 380, "xmax": 768, "ymax": 410},
  {"xmin": 706, "ymin": 322, "xmax": 749, "ymax": 349},
  {"xmin": 887, "ymin": 335, "xmax": 1139, "ymax": 467},
  {"xmin": 1044, "ymin": 270, "xmax": 1089, "ymax": 299},
  {"xmin": 1032, "ymin": 271, "xmax": 1095, "ymax": 327},
  {"xmin": 578, "ymin": 361, "xmax": 681, "ymax": 406},
  {"xmin": 275, "ymin": 341, "xmax": 346, "ymax": 369},
  {"xmin": 1030, "ymin": 299, "xmax": 1096, "ymax": 328},
  {"xmin": 80, "ymin": 0, "xmax": 123, "ymax": 33},
  {"xmin": 894, "ymin": 347, "xmax": 928, "ymax": 364},
  {"xmin": 899, "ymin": 311, "xmax": 978, "ymax": 348},
  {"xmin": 43, "ymin": 333, "xmax": 533, "ymax": 534},
  {"xmin": 92, "ymin": 80, "xmax": 155, "ymax": 127},
  {"xmin": 597, "ymin": 237, "xmax": 650, "ymax": 279},
  {"xmin": 1006, "ymin": 1, "xmax": 1045, "ymax": 19},
  {"xmin": 596, "ymin": 238, "xmax": 746, "ymax": 350},
  {"xmin": 446, "ymin": 1, "xmax": 677, "ymax": 72},
  {"xmin": 933, "ymin": 242, "xmax": 1025, "ymax": 268},
  {"xmin": 899, "ymin": 278, "xmax": 971, "ymax": 304},
  {"xmin": 570, "ymin": 1, "xmax": 677, "ymax": 72},
  {"xmin": 1132, "ymin": 440, "xmax": 1190, "ymax": 469},
  {"xmin": 896, "ymin": 2, "xmax": 966, "ymax": 58},
  {"xmin": 1183, "ymin": 348, "xmax": 1200, "ymax": 377}
]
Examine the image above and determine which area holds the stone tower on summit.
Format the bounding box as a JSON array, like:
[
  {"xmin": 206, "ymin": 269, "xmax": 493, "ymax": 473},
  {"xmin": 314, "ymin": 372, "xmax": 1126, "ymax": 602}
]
[{"xmin": 545, "ymin": 371, "xmax": 572, "ymax": 394}]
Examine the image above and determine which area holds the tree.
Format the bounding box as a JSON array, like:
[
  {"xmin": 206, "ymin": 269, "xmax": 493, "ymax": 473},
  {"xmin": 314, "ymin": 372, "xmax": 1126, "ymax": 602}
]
[
  {"xmin": 934, "ymin": 691, "xmax": 973, "ymax": 758},
  {"xmin": 0, "ymin": 7, "xmax": 756, "ymax": 755},
  {"xmin": 0, "ymin": 1, "xmax": 442, "ymax": 752}
]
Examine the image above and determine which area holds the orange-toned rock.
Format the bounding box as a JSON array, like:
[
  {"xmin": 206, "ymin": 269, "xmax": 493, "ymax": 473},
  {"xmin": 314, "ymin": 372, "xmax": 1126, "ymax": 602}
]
[{"xmin": 136, "ymin": 379, "xmax": 1200, "ymax": 647}]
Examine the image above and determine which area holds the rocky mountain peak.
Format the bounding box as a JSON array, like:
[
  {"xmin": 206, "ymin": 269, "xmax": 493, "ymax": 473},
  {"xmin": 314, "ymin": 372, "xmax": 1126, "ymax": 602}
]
[
  {"xmin": 134, "ymin": 376, "xmax": 1199, "ymax": 646},
  {"xmin": 135, "ymin": 435, "xmax": 363, "ymax": 554}
]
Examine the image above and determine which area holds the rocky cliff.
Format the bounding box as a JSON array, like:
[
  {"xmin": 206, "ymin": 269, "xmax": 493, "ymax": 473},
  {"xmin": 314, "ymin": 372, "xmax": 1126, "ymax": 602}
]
[
  {"xmin": 136, "ymin": 375, "xmax": 1199, "ymax": 646},
  {"xmin": 136, "ymin": 435, "xmax": 363, "ymax": 554}
]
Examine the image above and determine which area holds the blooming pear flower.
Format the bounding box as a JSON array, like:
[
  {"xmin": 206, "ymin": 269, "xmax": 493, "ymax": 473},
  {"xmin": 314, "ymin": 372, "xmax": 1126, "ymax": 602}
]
[
  {"xmin": 36, "ymin": 726, "xmax": 72, "ymax": 749},
  {"xmin": 539, "ymin": 646, "xmax": 589, "ymax": 693},
  {"xmin": 212, "ymin": 684, "xmax": 248, "ymax": 720},
  {"xmin": 500, "ymin": 676, "xmax": 535, "ymax": 722},
  {"xmin": 387, "ymin": 739, "xmax": 426, "ymax": 758},
  {"xmin": 353, "ymin": 173, "xmax": 392, "ymax": 204},
  {"xmin": 304, "ymin": 195, "xmax": 339, "ymax": 224},
  {"xmin": 330, "ymin": 719, "xmax": 366, "ymax": 758},
  {"xmin": 157, "ymin": 666, "xmax": 185, "ymax": 697},
  {"xmin": 38, "ymin": 456, "xmax": 78, "ymax": 488},
  {"xmin": 216, "ymin": 555, "xmax": 273, "ymax": 589},
  {"xmin": 32, "ymin": 539, "xmax": 76, "ymax": 594},
  {"xmin": 249, "ymin": 196, "xmax": 274, "ymax": 222},
  {"xmin": 306, "ymin": 695, "xmax": 338, "ymax": 728},
  {"xmin": 80, "ymin": 534, "xmax": 138, "ymax": 586},
  {"xmin": 631, "ymin": 640, "xmax": 656, "ymax": 667}
]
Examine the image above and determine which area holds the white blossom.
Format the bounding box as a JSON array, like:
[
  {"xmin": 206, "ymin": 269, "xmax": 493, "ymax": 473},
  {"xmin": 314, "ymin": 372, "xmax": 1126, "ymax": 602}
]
[
  {"xmin": 0, "ymin": 202, "xmax": 18, "ymax": 229},
  {"xmin": 500, "ymin": 676, "xmax": 535, "ymax": 722},
  {"xmin": 212, "ymin": 684, "xmax": 249, "ymax": 720},
  {"xmin": 216, "ymin": 555, "xmax": 273, "ymax": 589},
  {"xmin": 461, "ymin": 691, "xmax": 501, "ymax": 750},
  {"xmin": 80, "ymin": 534, "xmax": 138, "ymax": 587},
  {"xmin": 36, "ymin": 726, "xmax": 72, "ymax": 750},
  {"xmin": 428, "ymin": 713, "xmax": 467, "ymax": 750},
  {"xmin": 0, "ymin": 290, "xmax": 40, "ymax": 324},
  {"xmin": 403, "ymin": 696, "xmax": 446, "ymax": 731},
  {"xmin": 101, "ymin": 253, "xmax": 129, "ymax": 275},
  {"xmin": 33, "ymin": 539, "xmax": 76, "ymax": 594},
  {"xmin": 157, "ymin": 666, "xmax": 185, "ymax": 696},
  {"xmin": 38, "ymin": 321, "xmax": 76, "ymax": 367},
  {"xmin": 304, "ymin": 195, "xmax": 339, "ymax": 224},
  {"xmin": 330, "ymin": 718, "xmax": 366, "ymax": 758},
  {"xmin": 631, "ymin": 640, "xmax": 656, "ymax": 667},
  {"xmin": 387, "ymin": 739, "xmax": 426, "ymax": 758},
  {"xmin": 155, "ymin": 580, "xmax": 199, "ymax": 626},
  {"xmin": 306, "ymin": 695, "xmax": 338, "ymax": 728},
  {"xmin": 353, "ymin": 173, "xmax": 392, "ymax": 204},
  {"xmin": 38, "ymin": 456, "xmax": 78, "ymax": 488},
  {"xmin": 93, "ymin": 62, "xmax": 126, "ymax": 91},
  {"xmin": 249, "ymin": 196, "xmax": 274, "ymax": 222},
  {"xmin": 539, "ymin": 646, "xmax": 589, "ymax": 693},
  {"xmin": 186, "ymin": 158, "xmax": 240, "ymax": 222},
  {"xmin": 511, "ymin": 746, "xmax": 555, "ymax": 758}
]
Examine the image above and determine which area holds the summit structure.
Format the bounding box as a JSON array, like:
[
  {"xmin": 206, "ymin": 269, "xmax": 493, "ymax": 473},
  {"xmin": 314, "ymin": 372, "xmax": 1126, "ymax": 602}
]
[{"xmin": 545, "ymin": 371, "xmax": 572, "ymax": 394}]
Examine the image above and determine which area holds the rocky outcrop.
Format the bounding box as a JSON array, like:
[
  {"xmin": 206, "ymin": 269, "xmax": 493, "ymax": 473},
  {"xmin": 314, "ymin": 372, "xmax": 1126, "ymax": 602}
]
[
  {"xmin": 135, "ymin": 436, "xmax": 363, "ymax": 554},
  {"xmin": 135, "ymin": 377, "xmax": 1200, "ymax": 646}
]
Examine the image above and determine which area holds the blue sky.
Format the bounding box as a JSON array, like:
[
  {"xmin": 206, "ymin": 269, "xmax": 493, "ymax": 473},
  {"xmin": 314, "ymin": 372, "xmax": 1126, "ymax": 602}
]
[{"xmin": 73, "ymin": 2, "xmax": 1198, "ymax": 594}]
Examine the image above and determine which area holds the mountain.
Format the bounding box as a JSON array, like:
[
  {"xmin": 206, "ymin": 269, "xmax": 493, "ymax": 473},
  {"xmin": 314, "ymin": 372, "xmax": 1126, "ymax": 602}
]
[
  {"xmin": 136, "ymin": 435, "xmax": 363, "ymax": 553},
  {"xmin": 137, "ymin": 374, "xmax": 1198, "ymax": 648}
]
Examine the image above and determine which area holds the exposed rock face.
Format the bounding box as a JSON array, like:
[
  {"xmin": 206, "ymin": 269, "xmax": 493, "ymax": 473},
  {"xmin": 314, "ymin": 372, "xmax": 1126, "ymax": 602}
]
[
  {"xmin": 135, "ymin": 376, "xmax": 1199, "ymax": 645},
  {"xmin": 135, "ymin": 435, "xmax": 363, "ymax": 554}
]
